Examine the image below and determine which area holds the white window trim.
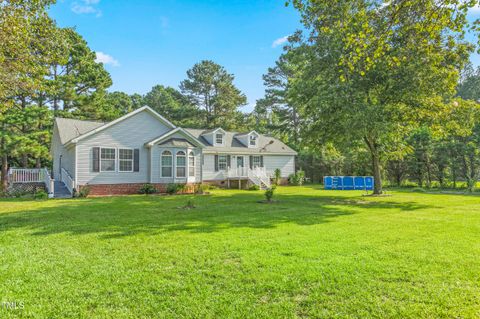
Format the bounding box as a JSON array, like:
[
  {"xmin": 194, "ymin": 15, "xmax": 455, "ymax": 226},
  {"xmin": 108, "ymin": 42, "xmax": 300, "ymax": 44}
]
[
  {"xmin": 252, "ymin": 155, "xmax": 262, "ymax": 168},
  {"xmin": 100, "ymin": 147, "xmax": 116, "ymax": 173},
  {"xmin": 176, "ymin": 151, "xmax": 187, "ymax": 178},
  {"xmin": 218, "ymin": 155, "xmax": 228, "ymax": 171},
  {"xmin": 215, "ymin": 133, "xmax": 224, "ymax": 146},
  {"xmin": 249, "ymin": 134, "xmax": 257, "ymax": 147},
  {"xmin": 118, "ymin": 148, "xmax": 134, "ymax": 173},
  {"xmin": 188, "ymin": 151, "xmax": 195, "ymax": 177},
  {"xmin": 161, "ymin": 150, "xmax": 173, "ymax": 178}
]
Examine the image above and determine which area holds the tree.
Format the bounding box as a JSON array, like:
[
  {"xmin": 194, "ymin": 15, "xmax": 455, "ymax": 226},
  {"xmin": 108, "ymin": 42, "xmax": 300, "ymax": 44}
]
[
  {"xmin": 457, "ymin": 62, "xmax": 480, "ymax": 101},
  {"xmin": 285, "ymin": 0, "xmax": 476, "ymax": 194},
  {"xmin": 144, "ymin": 85, "xmax": 200, "ymax": 127},
  {"xmin": 42, "ymin": 28, "xmax": 112, "ymax": 113},
  {"xmin": 0, "ymin": 0, "xmax": 58, "ymax": 106},
  {"xmin": 262, "ymin": 47, "xmax": 303, "ymax": 146},
  {"xmin": 180, "ymin": 60, "xmax": 247, "ymax": 129}
]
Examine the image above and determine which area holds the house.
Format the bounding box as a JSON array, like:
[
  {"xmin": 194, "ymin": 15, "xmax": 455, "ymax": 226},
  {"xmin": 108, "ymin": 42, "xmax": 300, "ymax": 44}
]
[{"xmin": 51, "ymin": 106, "xmax": 297, "ymax": 196}]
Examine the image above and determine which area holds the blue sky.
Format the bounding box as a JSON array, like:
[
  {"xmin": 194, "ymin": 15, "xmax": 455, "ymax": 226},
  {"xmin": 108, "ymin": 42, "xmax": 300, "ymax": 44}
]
[
  {"xmin": 49, "ymin": 0, "xmax": 302, "ymax": 112},
  {"xmin": 50, "ymin": 1, "xmax": 480, "ymax": 113}
]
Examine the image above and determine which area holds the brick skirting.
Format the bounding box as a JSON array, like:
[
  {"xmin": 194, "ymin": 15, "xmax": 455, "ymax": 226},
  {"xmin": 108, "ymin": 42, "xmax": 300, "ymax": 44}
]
[{"xmin": 79, "ymin": 183, "xmax": 196, "ymax": 196}]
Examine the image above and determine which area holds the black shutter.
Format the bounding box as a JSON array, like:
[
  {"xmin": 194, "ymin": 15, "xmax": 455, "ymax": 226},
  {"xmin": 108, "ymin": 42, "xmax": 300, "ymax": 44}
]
[
  {"xmin": 249, "ymin": 156, "xmax": 253, "ymax": 169},
  {"xmin": 227, "ymin": 155, "xmax": 231, "ymax": 168},
  {"xmin": 133, "ymin": 149, "xmax": 140, "ymax": 172},
  {"xmin": 260, "ymin": 156, "xmax": 264, "ymax": 168},
  {"xmin": 214, "ymin": 155, "xmax": 219, "ymax": 172},
  {"xmin": 92, "ymin": 147, "xmax": 100, "ymax": 172}
]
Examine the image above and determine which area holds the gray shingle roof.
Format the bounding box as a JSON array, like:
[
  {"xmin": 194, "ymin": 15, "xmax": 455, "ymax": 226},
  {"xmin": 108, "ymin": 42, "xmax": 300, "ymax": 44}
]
[
  {"xmin": 54, "ymin": 116, "xmax": 297, "ymax": 155},
  {"xmin": 54, "ymin": 118, "xmax": 105, "ymax": 145},
  {"xmin": 185, "ymin": 128, "xmax": 297, "ymax": 155}
]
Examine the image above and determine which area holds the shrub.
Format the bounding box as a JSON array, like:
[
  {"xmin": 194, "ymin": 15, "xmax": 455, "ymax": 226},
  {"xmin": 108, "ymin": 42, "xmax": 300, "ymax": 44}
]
[
  {"xmin": 139, "ymin": 183, "xmax": 157, "ymax": 195},
  {"xmin": 34, "ymin": 190, "xmax": 48, "ymax": 200},
  {"xmin": 289, "ymin": 170, "xmax": 305, "ymax": 186},
  {"xmin": 194, "ymin": 183, "xmax": 209, "ymax": 195},
  {"xmin": 248, "ymin": 184, "xmax": 260, "ymax": 191},
  {"xmin": 166, "ymin": 183, "xmax": 187, "ymax": 195},
  {"xmin": 273, "ymin": 168, "xmax": 282, "ymax": 185},
  {"xmin": 411, "ymin": 187, "xmax": 426, "ymax": 193},
  {"xmin": 77, "ymin": 186, "xmax": 91, "ymax": 198},
  {"xmin": 265, "ymin": 185, "xmax": 277, "ymax": 202}
]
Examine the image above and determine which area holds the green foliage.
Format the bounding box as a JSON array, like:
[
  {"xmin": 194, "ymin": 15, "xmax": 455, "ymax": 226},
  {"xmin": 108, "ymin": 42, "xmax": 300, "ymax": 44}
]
[
  {"xmin": 139, "ymin": 184, "xmax": 157, "ymax": 195},
  {"xmin": 166, "ymin": 183, "xmax": 186, "ymax": 195},
  {"xmin": 289, "ymin": 170, "xmax": 305, "ymax": 186},
  {"xmin": 144, "ymin": 85, "xmax": 200, "ymax": 127},
  {"xmin": 264, "ymin": 185, "xmax": 277, "ymax": 202},
  {"xmin": 273, "ymin": 168, "xmax": 282, "ymax": 185},
  {"xmin": 248, "ymin": 184, "xmax": 260, "ymax": 191},
  {"xmin": 277, "ymin": 0, "xmax": 478, "ymax": 194},
  {"xmin": 194, "ymin": 183, "xmax": 210, "ymax": 195},
  {"xmin": 34, "ymin": 190, "xmax": 48, "ymax": 200},
  {"xmin": 77, "ymin": 186, "xmax": 90, "ymax": 198},
  {"xmin": 180, "ymin": 60, "xmax": 247, "ymax": 129}
]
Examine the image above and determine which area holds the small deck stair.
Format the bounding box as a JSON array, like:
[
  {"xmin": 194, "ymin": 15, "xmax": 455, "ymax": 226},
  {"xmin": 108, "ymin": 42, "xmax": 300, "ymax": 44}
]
[{"xmin": 53, "ymin": 180, "xmax": 72, "ymax": 198}]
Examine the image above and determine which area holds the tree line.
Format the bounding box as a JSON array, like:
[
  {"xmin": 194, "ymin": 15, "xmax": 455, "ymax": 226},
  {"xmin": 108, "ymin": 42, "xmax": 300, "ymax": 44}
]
[{"xmin": 1, "ymin": 0, "xmax": 480, "ymax": 193}]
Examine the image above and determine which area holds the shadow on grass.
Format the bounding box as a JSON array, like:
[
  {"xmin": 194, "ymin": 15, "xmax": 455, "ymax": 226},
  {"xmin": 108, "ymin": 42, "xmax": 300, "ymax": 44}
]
[{"xmin": 0, "ymin": 190, "xmax": 436, "ymax": 239}]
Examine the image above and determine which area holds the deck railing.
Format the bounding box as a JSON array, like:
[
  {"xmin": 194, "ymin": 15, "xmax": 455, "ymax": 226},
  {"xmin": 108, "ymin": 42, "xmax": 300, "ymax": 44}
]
[
  {"xmin": 61, "ymin": 168, "xmax": 75, "ymax": 194},
  {"xmin": 227, "ymin": 166, "xmax": 272, "ymax": 189},
  {"xmin": 8, "ymin": 168, "xmax": 54, "ymax": 198}
]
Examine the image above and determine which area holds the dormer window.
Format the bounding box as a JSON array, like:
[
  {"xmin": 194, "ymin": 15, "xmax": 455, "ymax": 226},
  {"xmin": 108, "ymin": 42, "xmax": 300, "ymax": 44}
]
[
  {"xmin": 215, "ymin": 133, "xmax": 224, "ymax": 145},
  {"xmin": 249, "ymin": 135, "xmax": 257, "ymax": 146}
]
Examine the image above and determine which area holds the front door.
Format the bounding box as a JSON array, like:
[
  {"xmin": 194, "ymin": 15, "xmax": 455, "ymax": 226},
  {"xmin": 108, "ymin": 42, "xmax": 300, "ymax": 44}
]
[{"xmin": 236, "ymin": 156, "xmax": 245, "ymax": 176}]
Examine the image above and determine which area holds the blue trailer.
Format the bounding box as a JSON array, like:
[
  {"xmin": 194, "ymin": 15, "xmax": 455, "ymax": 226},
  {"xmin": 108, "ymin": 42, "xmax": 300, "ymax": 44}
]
[{"xmin": 324, "ymin": 176, "xmax": 374, "ymax": 191}]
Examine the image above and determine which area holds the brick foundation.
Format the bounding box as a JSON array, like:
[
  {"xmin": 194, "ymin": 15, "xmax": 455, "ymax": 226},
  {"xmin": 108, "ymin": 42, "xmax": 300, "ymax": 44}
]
[{"xmin": 78, "ymin": 183, "xmax": 196, "ymax": 196}]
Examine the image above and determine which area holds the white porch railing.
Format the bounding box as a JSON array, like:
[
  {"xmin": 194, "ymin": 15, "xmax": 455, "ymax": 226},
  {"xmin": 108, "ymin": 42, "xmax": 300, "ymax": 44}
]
[
  {"xmin": 227, "ymin": 166, "xmax": 272, "ymax": 189},
  {"xmin": 8, "ymin": 168, "xmax": 54, "ymax": 198},
  {"xmin": 227, "ymin": 167, "xmax": 249, "ymax": 178},
  {"xmin": 61, "ymin": 168, "xmax": 75, "ymax": 194}
]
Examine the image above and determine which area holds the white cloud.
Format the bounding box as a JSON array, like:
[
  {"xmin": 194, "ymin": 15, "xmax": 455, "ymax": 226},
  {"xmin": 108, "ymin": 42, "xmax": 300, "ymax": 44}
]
[
  {"xmin": 71, "ymin": 0, "xmax": 102, "ymax": 17},
  {"xmin": 95, "ymin": 52, "xmax": 119, "ymax": 67},
  {"xmin": 272, "ymin": 35, "xmax": 289, "ymax": 48},
  {"xmin": 469, "ymin": 4, "xmax": 480, "ymax": 13}
]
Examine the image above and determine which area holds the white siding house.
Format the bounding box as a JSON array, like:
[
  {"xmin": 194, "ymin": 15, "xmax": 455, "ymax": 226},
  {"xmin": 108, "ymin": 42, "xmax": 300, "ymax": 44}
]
[{"xmin": 51, "ymin": 106, "xmax": 297, "ymax": 196}]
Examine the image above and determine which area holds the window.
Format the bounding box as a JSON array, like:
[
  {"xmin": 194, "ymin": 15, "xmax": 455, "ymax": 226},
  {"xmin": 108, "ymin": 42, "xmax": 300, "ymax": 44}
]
[
  {"xmin": 215, "ymin": 133, "xmax": 223, "ymax": 145},
  {"xmin": 118, "ymin": 149, "xmax": 133, "ymax": 172},
  {"xmin": 176, "ymin": 151, "xmax": 186, "ymax": 177},
  {"xmin": 218, "ymin": 155, "xmax": 228, "ymax": 171},
  {"xmin": 100, "ymin": 148, "xmax": 116, "ymax": 172},
  {"xmin": 249, "ymin": 135, "xmax": 257, "ymax": 146},
  {"xmin": 161, "ymin": 150, "xmax": 173, "ymax": 177},
  {"xmin": 188, "ymin": 151, "xmax": 195, "ymax": 177},
  {"xmin": 252, "ymin": 155, "xmax": 262, "ymax": 168}
]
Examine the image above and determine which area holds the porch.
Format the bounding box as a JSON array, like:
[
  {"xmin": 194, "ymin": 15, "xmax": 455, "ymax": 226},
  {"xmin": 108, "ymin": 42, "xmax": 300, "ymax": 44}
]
[{"xmin": 7, "ymin": 168, "xmax": 75, "ymax": 198}]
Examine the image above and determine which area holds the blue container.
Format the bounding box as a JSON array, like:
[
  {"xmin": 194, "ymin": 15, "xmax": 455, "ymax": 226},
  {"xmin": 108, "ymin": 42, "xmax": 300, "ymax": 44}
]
[
  {"xmin": 324, "ymin": 176, "xmax": 333, "ymax": 190},
  {"xmin": 324, "ymin": 176, "xmax": 374, "ymax": 191}
]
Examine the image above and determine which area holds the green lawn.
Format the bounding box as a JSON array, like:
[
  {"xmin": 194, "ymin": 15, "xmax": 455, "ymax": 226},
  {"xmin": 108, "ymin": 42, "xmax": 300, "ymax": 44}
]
[{"xmin": 0, "ymin": 186, "xmax": 479, "ymax": 318}]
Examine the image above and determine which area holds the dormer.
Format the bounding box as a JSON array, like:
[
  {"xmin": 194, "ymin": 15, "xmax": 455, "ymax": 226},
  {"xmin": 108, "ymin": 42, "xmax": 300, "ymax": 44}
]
[
  {"xmin": 201, "ymin": 128, "xmax": 226, "ymax": 147},
  {"xmin": 236, "ymin": 131, "xmax": 260, "ymax": 148}
]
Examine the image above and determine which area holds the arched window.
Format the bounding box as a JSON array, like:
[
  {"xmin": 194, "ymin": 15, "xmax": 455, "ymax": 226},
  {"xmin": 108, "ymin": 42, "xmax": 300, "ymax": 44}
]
[
  {"xmin": 176, "ymin": 151, "xmax": 186, "ymax": 177},
  {"xmin": 188, "ymin": 151, "xmax": 195, "ymax": 177},
  {"xmin": 161, "ymin": 150, "xmax": 172, "ymax": 177}
]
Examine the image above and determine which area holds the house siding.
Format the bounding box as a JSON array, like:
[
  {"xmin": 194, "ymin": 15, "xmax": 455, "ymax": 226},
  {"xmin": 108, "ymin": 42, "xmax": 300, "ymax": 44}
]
[
  {"xmin": 264, "ymin": 155, "xmax": 295, "ymax": 178},
  {"xmin": 202, "ymin": 154, "xmax": 295, "ymax": 180},
  {"xmin": 76, "ymin": 110, "xmax": 172, "ymax": 185},
  {"xmin": 52, "ymin": 124, "xmax": 76, "ymax": 180}
]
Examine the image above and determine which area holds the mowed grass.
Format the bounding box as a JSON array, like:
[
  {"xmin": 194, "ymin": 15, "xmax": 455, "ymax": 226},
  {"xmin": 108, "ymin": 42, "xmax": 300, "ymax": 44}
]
[{"xmin": 0, "ymin": 186, "xmax": 479, "ymax": 318}]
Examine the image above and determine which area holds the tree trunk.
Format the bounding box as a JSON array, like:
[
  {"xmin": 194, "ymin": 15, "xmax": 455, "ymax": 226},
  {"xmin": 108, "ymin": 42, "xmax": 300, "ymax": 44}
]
[
  {"xmin": 364, "ymin": 136, "xmax": 383, "ymax": 195},
  {"xmin": 1, "ymin": 153, "xmax": 7, "ymax": 192}
]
